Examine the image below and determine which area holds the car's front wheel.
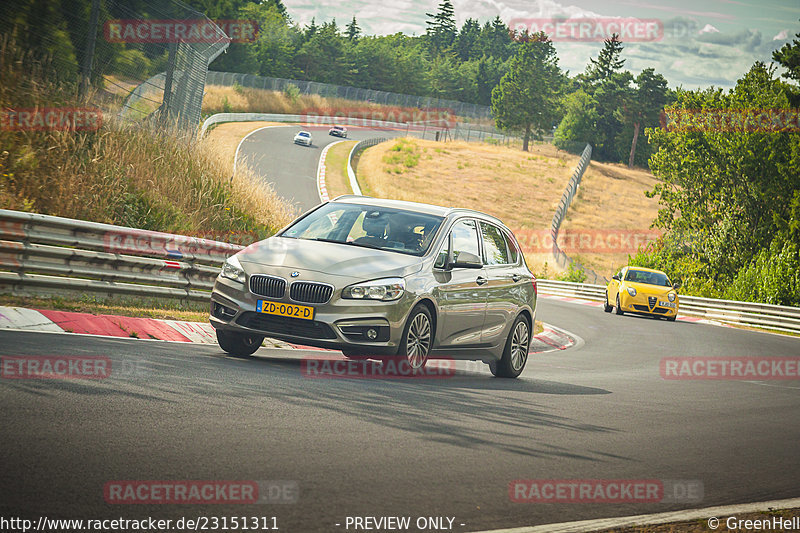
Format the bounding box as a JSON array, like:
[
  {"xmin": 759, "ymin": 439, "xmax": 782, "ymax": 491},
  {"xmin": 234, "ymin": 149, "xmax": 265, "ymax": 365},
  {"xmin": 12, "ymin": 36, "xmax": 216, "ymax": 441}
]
[
  {"xmin": 615, "ymin": 294, "xmax": 624, "ymax": 315},
  {"xmin": 216, "ymin": 329, "xmax": 264, "ymax": 357},
  {"xmin": 398, "ymin": 304, "xmax": 433, "ymax": 370},
  {"xmin": 490, "ymin": 315, "xmax": 530, "ymax": 378}
]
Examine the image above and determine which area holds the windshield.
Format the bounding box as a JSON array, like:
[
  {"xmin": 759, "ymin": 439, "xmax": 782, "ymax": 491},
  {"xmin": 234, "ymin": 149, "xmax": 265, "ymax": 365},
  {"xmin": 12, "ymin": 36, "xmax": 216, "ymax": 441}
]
[
  {"xmin": 280, "ymin": 202, "xmax": 444, "ymax": 256},
  {"xmin": 625, "ymin": 269, "xmax": 672, "ymax": 287},
  {"xmin": 298, "ymin": 132, "xmax": 309, "ymax": 136}
]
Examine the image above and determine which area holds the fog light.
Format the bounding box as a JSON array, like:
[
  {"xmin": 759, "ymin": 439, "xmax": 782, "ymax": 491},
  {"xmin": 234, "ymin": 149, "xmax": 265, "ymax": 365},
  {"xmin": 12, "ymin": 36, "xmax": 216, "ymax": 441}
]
[{"xmin": 366, "ymin": 328, "xmax": 378, "ymax": 340}]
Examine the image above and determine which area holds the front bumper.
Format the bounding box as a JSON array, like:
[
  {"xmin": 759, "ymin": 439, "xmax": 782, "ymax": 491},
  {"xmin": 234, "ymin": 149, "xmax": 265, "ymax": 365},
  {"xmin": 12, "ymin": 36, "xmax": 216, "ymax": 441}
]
[
  {"xmin": 210, "ymin": 275, "xmax": 415, "ymax": 353},
  {"xmin": 619, "ymin": 293, "xmax": 678, "ymax": 317}
]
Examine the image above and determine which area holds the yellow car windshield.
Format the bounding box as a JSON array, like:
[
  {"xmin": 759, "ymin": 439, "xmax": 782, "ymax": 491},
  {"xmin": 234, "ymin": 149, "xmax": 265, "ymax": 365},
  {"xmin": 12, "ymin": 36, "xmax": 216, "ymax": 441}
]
[{"xmin": 625, "ymin": 269, "xmax": 671, "ymax": 287}]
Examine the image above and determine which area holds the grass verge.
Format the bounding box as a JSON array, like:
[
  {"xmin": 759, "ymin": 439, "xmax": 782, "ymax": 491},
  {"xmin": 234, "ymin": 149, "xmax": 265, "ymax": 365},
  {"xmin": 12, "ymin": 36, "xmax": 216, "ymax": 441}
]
[
  {"xmin": 324, "ymin": 141, "xmax": 357, "ymax": 199},
  {"xmin": 0, "ymin": 295, "xmax": 208, "ymax": 323}
]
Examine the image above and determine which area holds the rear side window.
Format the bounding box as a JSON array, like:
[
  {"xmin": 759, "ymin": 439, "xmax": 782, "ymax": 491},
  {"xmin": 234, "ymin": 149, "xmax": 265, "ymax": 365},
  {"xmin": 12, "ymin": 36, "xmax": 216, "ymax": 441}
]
[
  {"xmin": 504, "ymin": 231, "xmax": 520, "ymax": 264},
  {"xmin": 480, "ymin": 223, "xmax": 510, "ymax": 265}
]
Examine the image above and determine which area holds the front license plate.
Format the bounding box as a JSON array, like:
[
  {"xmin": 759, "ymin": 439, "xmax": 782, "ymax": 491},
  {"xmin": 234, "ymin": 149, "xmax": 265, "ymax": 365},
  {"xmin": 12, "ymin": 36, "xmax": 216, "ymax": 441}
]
[
  {"xmin": 257, "ymin": 300, "xmax": 314, "ymax": 320},
  {"xmin": 659, "ymin": 301, "xmax": 676, "ymax": 308}
]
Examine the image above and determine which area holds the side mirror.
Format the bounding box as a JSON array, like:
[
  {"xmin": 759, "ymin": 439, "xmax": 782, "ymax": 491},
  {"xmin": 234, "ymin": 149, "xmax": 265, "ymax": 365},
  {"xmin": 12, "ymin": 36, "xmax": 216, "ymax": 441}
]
[
  {"xmin": 451, "ymin": 251, "xmax": 483, "ymax": 269},
  {"xmin": 672, "ymin": 281, "xmax": 681, "ymax": 289},
  {"xmin": 612, "ymin": 274, "xmax": 620, "ymax": 281}
]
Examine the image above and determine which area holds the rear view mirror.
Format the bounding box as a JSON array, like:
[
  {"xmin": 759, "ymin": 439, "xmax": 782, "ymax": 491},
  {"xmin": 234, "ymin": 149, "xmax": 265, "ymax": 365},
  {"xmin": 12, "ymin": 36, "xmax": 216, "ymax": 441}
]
[
  {"xmin": 672, "ymin": 281, "xmax": 682, "ymax": 289},
  {"xmin": 612, "ymin": 274, "xmax": 620, "ymax": 281}
]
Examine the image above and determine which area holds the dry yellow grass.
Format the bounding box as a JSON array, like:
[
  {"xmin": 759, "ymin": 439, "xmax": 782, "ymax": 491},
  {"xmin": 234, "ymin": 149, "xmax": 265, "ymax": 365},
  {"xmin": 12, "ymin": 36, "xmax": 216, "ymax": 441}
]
[
  {"xmin": 324, "ymin": 141, "xmax": 357, "ymax": 199},
  {"xmin": 357, "ymin": 138, "xmax": 581, "ymax": 273},
  {"xmin": 356, "ymin": 137, "xmax": 661, "ymax": 277},
  {"xmin": 559, "ymin": 160, "xmax": 661, "ymax": 277}
]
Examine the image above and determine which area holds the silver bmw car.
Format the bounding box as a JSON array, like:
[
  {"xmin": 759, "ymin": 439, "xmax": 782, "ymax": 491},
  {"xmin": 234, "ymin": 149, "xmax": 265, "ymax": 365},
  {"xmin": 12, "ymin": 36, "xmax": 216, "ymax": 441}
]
[{"xmin": 210, "ymin": 196, "xmax": 537, "ymax": 377}]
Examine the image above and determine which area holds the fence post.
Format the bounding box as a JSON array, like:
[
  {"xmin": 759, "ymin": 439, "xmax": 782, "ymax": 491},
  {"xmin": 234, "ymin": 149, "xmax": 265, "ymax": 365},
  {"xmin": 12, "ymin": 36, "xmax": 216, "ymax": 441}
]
[{"xmin": 78, "ymin": 0, "xmax": 101, "ymax": 101}]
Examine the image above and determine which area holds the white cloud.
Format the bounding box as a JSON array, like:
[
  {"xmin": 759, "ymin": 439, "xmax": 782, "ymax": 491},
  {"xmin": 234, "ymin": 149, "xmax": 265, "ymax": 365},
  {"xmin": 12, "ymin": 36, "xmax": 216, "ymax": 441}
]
[
  {"xmin": 773, "ymin": 29, "xmax": 788, "ymax": 40},
  {"xmin": 698, "ymin": 23, "xmax": 720, "ymax": 34}
]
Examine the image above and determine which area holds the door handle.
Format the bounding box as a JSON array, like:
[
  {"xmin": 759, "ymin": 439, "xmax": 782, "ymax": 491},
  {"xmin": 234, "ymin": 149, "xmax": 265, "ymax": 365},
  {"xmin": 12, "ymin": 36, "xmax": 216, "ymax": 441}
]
[
  {"xmin": 511, "ymin": 274, "xmax": 524, "ymax": 282},
  {"xmin": 476, "ymin": 276, "xmax": 488, "ymax": 286}
]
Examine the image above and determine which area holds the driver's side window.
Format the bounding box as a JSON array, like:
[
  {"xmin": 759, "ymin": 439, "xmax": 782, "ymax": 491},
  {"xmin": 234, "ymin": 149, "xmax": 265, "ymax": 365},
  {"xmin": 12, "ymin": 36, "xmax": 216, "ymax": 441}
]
[{"xmin": 435, "ymin": 219, "xmax": 481, "ymax": 269}]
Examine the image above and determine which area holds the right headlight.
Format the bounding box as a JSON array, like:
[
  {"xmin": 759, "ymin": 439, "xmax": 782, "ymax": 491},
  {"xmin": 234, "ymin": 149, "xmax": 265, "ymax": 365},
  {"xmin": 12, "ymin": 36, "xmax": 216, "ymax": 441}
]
[
  {"xmin": 668, "ymin": 292, "xmax": 676, "ymax": 302},
  {"xmin": 627, "ymin": 287, "xmax": 637, "ymax": 296},
  {"xmin": 342, "ymin": 278, "xmax": 405, "ymax": 301},
  {"xmin": 220, "ymin": 255, "xmax": 246, "ymax": 284}
]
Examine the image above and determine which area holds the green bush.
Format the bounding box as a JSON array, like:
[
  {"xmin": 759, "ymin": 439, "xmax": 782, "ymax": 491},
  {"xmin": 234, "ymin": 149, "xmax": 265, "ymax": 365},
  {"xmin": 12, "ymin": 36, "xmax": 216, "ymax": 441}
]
[
  {"xmin": 725, "ymin": 236, "xmax": 800, "ymax": 306},
  {"xmin": 556, "ymin": 262, "xmax": 587, "ymax": 283}
]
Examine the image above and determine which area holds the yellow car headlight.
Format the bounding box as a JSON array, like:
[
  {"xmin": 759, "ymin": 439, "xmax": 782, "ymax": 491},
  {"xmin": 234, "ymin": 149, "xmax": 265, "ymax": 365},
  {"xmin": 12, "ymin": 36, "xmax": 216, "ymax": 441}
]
[
  {"xmin": 668, "ymin": 292, "xmax": 676, "ymax": 302},
  {"xmin": 627, "ymin": 287, "xmax": 637, "ymax": 296}
]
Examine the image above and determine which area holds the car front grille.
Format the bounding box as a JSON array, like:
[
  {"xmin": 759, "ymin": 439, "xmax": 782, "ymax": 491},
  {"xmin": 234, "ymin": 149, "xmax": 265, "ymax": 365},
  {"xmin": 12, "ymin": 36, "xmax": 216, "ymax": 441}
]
[
  {"xmin": 236, "ymin": 312, "xmax": 336, "ymax": 339},
  {"xmin": 290, "ymin": 282, "xmax": 333, "ymax": 304},
  {"xmin": 250, "ymin": 275, "xmax": 286, "ymax": 299},
  {"xmin": 648, "ymin": 296, "xmax": 657, "ymax": 308}
]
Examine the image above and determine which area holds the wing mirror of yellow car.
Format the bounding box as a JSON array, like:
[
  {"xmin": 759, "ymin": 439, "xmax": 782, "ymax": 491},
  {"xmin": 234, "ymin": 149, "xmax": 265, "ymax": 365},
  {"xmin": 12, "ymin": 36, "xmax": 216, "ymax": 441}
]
[
  {"xmin": 672, "ymin": 281, "xmax": 682, "ymax": 289},
  {"xmin": 612, "ymin": 274, "xmax": 620, "ymax": 281}
]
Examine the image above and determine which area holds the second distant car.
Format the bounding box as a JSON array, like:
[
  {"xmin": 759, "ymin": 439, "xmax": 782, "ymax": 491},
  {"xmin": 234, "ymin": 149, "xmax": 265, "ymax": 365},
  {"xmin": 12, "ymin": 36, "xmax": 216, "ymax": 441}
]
[
  {"xmin": 605, "ymin": 266, "xmax": 679, "ymax": 321},
  {"xmin": 293, "ymin": 131, "xmax": 313, "ymax": 146},
  {"xmin": 328, "ymin": 125, "xmax": 347, "ymax": 138}
]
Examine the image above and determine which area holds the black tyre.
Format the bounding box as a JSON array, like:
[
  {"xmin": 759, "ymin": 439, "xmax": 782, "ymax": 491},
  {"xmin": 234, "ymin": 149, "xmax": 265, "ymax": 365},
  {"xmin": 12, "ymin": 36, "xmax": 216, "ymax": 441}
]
[
  {"xmin": 603, "ymin": 292, "xmax": 613, "ymax": 312},
  {"xmin": 342, "ymin": 350, "xmax": 371, "ymax": 360},
  {"xmin": 397, "ymin": 304, "xmax": 433, "ymax": 370},
  {"xmin": 615, "ymin": 294, "xmax": 624, "ymax": 315},
  {"xmin": 216, "ymin": 329, "xmax": 264, "ymax": 357},
  {"xmin": 490, "ymin": 315, "xmax": 530, "ymax": 379},
  {"xmin": 667, "ymin": 315, "xmax": 677, "ymax": 322}
]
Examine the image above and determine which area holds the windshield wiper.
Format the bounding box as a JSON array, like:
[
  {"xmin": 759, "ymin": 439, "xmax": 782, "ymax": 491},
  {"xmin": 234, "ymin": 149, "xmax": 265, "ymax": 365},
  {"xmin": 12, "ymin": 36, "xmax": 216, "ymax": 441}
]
[{"xmin": 310, "ymin": 238, "xmax": 383, "ymax": 250}]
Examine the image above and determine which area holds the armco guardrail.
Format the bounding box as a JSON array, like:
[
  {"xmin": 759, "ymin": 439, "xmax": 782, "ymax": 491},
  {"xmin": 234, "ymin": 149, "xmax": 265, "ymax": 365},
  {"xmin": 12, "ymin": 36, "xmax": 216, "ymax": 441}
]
[
  {"xmin": 537, "ymin": 279, "xmax": 800, "ymax": 334},
  {"xmin": 347, "ymin": 138, "xmax": 388, "ymax": 195},
  {"xmin": 549, "ymin": 144, "xmax": 607, "ymax": 284},
  {"xmin": 0, "ymin": 210, "xmax": 243, "ymax": 302}
]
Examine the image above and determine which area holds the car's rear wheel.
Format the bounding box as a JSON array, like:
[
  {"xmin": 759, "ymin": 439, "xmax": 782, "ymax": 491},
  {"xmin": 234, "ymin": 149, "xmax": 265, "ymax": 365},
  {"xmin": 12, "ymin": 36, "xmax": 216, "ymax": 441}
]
[
  {"xmin": 603, "ymin": 292, "xmax": 613, "ymax": 312},
  {"xmin": 615, "ymin": 294, "xmax": 624, "ymax": 315},
  {"xmin": 216, "ymin": 329, "xmax": 264, "ymax": 356},
  {"xmin": 490, "ymin": 315, "xmax": 530, "ymax": 379},
  {"xmin": 398, "ymin": 305, "xmax": 432, "ymax": 370}
]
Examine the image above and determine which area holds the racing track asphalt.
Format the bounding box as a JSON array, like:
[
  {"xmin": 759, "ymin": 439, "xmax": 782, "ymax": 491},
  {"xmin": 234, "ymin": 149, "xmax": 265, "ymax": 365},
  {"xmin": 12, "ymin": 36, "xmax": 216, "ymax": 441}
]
[
  {"xmin": 1, "ymin": 297, "xmax": 799, "ymax": 532},
  {"xmin": 236, "ymin": 124, "xmax": 411, "ymax": 213}
]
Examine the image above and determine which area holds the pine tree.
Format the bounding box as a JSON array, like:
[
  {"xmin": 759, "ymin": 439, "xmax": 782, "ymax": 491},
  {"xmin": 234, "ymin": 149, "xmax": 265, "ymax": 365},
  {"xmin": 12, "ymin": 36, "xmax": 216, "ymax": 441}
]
[
  {"xmin": 345, "ymin": 16, "xmax": 361, "ymax": 41},
  {"xmin": 425, "ymin": 0, "xmax": 456, "ymax": 55},
  {"xmin": 586, "ymin": 34, "xmax": 625, "ymax": 84}
]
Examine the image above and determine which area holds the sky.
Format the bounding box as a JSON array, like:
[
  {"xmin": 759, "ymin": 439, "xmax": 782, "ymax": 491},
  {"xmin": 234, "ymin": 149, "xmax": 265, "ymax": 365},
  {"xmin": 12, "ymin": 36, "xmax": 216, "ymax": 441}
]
[{"xmin": 282, "ymin": 0, "xmax": 799, "ymax": 90}]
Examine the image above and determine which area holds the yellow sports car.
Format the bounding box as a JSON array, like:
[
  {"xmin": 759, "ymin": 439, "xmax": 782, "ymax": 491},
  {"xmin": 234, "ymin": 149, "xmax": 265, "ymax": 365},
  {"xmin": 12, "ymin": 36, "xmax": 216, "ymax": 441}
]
[{"xmin": 604, "ymin": 266, "xmax": 679, "ymax": 321}]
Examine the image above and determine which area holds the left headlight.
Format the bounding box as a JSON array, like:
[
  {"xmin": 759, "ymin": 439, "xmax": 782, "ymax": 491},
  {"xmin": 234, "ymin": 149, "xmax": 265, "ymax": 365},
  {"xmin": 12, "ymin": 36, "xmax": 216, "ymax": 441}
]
[
  {"xmin": 668, "ymin": 292, "xmax": 676, "ymax": 302},
  {"xmin": 220, "ymin": 255, "xmax": 246, "ymax": 284},
  {"xmin": 342, "ymin": 278, "xmax": 405, "ymax": 301},
  {"xmin": 627, "ymin": 287, "xmax": 637, "ymax": 296}
]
